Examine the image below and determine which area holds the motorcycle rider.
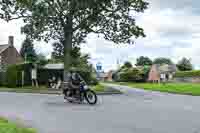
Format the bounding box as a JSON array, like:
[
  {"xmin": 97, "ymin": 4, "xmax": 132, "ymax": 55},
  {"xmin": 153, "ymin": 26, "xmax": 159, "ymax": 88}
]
[{"xmin": 63, "ymin": 69, "xmax": 82, "ymax": 100}]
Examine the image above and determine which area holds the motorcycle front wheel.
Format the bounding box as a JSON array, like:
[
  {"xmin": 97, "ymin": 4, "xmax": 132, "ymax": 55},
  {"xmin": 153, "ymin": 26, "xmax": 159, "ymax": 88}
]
[{"xmin": 84, "ymin": 89, "xmax": 97, "ymax": 105}]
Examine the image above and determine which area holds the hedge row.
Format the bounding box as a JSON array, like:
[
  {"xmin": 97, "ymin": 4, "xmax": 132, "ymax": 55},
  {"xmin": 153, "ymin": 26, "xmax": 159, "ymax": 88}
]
[
  {"xmin": 175, "ymin": 70, "xmax": 200, "ymax": 77},
  {"xmin": 1, "ymin": 63, "xmax": 98, "ymax": 88},
  {"xmin": 6, "ymin": 63, "xmax": 32, "ymax": 88}
]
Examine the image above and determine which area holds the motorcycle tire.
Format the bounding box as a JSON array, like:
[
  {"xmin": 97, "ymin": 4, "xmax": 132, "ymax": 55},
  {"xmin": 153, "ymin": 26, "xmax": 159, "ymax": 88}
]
[{"xmin": 84, "ymin": 89, "xmax": 97, "ymax": 105}]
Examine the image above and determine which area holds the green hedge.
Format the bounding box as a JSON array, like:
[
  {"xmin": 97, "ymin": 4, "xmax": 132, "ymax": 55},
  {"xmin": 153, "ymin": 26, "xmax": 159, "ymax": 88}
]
[
  {"xmin": 4, "ymin": 63, "xmax": 98, "ymax": 87},
  {"xmin": 175, "ymin": 70, "xmax": 200, "ymax": 77},
  {"xmin": 119, "ymin": 68, "xmax": 144, "ymax": 82},
  {"xmin": 6, "ymin": 63, "xmax": 32, "ymax": 88},
  {"xmin": 6, "ymin": 65, "xmax": 18, "ymax": 88},
  {"xmin": 0, "ymin": 72, "xmax": 7, "ymax": 86}
]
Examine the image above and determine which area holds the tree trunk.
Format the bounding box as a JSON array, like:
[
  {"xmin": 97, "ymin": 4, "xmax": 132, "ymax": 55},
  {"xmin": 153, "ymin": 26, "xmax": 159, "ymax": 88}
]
[{"xmin": 63, "ymin": 19, "xmax": 73, "ymax": 82}]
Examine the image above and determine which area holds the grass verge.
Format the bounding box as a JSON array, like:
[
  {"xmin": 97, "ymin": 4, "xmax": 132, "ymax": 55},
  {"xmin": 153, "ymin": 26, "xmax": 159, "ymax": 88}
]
[
  {"xmin": 110, "ymin": 82, "xmax": 200, "ymax": 96},
  {"xmin": 0, "ymin": 84, "xmax": 121, "ymax": 94},
  {"xmin": 92, "ymin": 84, "xmax": 121, "ymax": 94},
  {"xmin": 92, "ymin": 84, "xmax": 106, "ymax": 92},
  {"xmin": 0, "ymin": 117, "xmax": 36, "ymax": 133},
  {"xmin": 0, "ymin": 86, "xmax": 48, "ymax": 90}
]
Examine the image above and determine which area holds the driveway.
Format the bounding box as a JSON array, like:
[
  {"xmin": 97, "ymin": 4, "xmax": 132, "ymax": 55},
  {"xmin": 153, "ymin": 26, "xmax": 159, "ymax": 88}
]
[{"xmin": 1, "ymin": 85, "xmax": 200, "ymax": 133}]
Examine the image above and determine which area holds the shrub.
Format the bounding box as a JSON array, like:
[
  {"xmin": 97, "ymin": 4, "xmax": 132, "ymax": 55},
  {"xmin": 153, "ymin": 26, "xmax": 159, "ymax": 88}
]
[
  {"xmin": 37, "ymin": 69, "xmax": 98, "ymax": 85},
  {"xmin": 142, "ymin": 65, "xmax": 151, "ymax": 81},
  {"xmin": 89, "ymin": 77, "xmax": 99, "ymax": 85},
  {"xmin": 37, "ymin": 69, "xmax": 63, "ymax": 85},
  {"xmin": 78, "ymin": 70, "xmax": 99, "ymax": 85},
  {"xmin": 0, "ymin": 72, "xmax": 7, "ymax": 86},
  {"xmin": 5, "ymin": 63, "xmax": 33, "ymax": 88},
  {"xmin": 4, "ymin": 63, "xmax": 98, "ymax": 87},
  {"xmin": 6, "ymin": 65, "xmax": 18, "ymax": 88},
  {"xmin": 175, "ymin": 70, "xmax": 200, "ymax": 77},
  {"xmin": 119, "ymin": 68, "xmax": 144, "ymax": 82}
]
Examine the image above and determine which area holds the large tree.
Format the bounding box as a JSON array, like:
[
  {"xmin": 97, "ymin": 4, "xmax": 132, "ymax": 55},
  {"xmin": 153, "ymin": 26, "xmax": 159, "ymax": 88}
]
[
  {"xmin": 20, "ymin": 37, "xmax": 37, "ymax": 63},
  {"xmin": 177, "ymin": 57, "xmax": 193, "ymax": 71},
  {"xmin": 0, "ymin": 0, "xmax": 148, "ymax": 81},
  {"xmin": 136, "ymin": 56, "xmax": 152, "ymax": 66},
  {"xmin": 153, "ymin": 57, "xmax": 173, "ymax": 65}
]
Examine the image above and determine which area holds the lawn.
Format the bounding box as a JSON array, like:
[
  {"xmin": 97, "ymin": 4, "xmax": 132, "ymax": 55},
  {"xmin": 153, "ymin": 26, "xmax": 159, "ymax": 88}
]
[
  {"xmin": 114, "ymin": 82, "xmax": 200, "ymax": 96},
  {"xmin": 0, "ymin": 117, "xmax": 36, "ymax": 133},
  {"xmin": 92, "ymin": 84, "xmax": 106, "ymax": 92}
]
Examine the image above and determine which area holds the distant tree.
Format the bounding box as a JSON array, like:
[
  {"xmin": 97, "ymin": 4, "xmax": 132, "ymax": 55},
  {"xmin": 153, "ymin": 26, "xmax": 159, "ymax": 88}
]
[
  {"xmin": 142, "ymin": 65, "xmax": 151, "ymax": 80},
  {"xmin": 36, "ymin": 53, "xmax": 48, "ymax": 66},
  {"xmin": 136, "ymin": 56, "xmax": 152, "ymax": 66},
  {"xmin": 51, "ymin": 41, "xmax": 64, "ymax": 62},
  {"xmin": 177, "ymin": 58, "xmax": 193, "ymax": 71},
  {"xmin": 20, "ymin": 37, "xmax": 37, "ymax": 63},
  {"xmin": 153, "ymin": 57, "xmax": 173, "ymax": 65},
  {"xmin": 122, "ymin": 61, "xmax": 133, "ymax": 68},
  {"xmin": 51, "ymin": 40, "xmax": 90, "ymax": 68}
]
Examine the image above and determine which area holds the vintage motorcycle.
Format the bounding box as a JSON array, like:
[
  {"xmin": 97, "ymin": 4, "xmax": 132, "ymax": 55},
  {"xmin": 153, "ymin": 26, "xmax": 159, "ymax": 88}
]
[{"xmin": 62, "ymin": 73, "xmax": 98, "ymax": 105}]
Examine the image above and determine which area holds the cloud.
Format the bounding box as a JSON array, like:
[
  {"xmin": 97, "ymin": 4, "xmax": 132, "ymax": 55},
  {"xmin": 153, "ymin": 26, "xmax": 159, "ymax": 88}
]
[{"xmin": 133, "ymin": 0, "xmax": 200, "ymax": 68}]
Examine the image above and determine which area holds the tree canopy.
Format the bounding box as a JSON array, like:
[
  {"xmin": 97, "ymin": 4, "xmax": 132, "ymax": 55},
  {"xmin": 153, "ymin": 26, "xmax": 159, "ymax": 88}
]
[
  {"xmin": 177, "ymin": 57, "xmax": 193, "ymax": 71},
  {"xmin": 0, "ymin": 0, "xmax": 148, "ymax": 42},
  {"xmin": 153, "ymin": 57, "xmax": 173, "ymax": 65},
  {"xmin": 136, "ymin": 56, "xmax": 152, "ymax": 66},
  {"xmin": 0, "ymin": 0, "xmax": 148, "ymax": 80},
  {"xmin": 51, "ymin": 40, "xmax": 91, "ymax": 69}
]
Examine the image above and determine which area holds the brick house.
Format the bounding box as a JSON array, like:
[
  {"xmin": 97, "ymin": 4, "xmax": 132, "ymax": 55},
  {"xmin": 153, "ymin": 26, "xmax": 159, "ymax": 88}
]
[
  {"xmin": 104, "ymin": 70, "xmax": 113, "ymax": 81},
  {"xmin": 0, "ymin": 36, "xmax": 23, "ymax": 71},
  {"xmin": 148, "ymin": 64, "xmax": 177, "ymax": 82}
]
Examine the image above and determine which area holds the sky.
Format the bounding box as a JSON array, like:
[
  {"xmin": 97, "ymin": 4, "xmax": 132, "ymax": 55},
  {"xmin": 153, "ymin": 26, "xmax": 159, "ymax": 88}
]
[{"xmin": 0, "ymin": 0, "xmax": 200, "ymax": 71}]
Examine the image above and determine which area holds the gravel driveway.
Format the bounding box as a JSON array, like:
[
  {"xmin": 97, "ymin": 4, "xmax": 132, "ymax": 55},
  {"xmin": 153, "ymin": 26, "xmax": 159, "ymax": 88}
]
[{"xmin": 1, "ymin": 85, "xmax": 200, "ymax": 133}]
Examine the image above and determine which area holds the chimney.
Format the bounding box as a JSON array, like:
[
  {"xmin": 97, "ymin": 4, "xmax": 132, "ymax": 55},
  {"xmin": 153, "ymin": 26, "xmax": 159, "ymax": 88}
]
[{"xmin": 8, "ymin": 36, "xmax": 14, "ymax": 46}]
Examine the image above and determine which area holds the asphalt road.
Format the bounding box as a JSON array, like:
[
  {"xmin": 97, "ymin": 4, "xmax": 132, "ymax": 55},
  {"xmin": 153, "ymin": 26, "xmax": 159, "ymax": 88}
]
[{"xmin": 1, "ymin": 84, "xmax": 200, "ymax": 133}]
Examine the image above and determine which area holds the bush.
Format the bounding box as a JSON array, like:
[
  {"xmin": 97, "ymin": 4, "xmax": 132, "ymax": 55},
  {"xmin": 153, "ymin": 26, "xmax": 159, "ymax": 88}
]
[
  {"xmin": 119, "ymin": 68, "xmax": 144, "ymax": 82},
  {"xmin": 142, "ymin": 65, "xmax": 151, "ymax": 81},
  {"xmin": 0, "ymin": 72, "xmax": 7, "ymax": 86},
  {"xmin": 89, "ymin": 77, "xmax": 99, "ymax": 85},
  {"xmin": 4, "ymin": 63, "xmax": 98, "ymax": 87},
  {"xmin": 37, "ymin": 69, "xmax": 98, "ymax": 86},
  {"xmin": 37, "ymin": 69, "xmax": 63, "ymax": 85},
  {"xmin": 6, "ymin": 65, "xmax": 18, "ymax": 88},
  {"xmin": 175, "ymin": 70, "xmax": 200, "ymax": 77},
  {"xmin": 78, "ymin": 70, "xmax": 99, "ymax": 85},
  {"xmin": 5, "ymin": 63, "xmax": 33, "ymax": 88}
]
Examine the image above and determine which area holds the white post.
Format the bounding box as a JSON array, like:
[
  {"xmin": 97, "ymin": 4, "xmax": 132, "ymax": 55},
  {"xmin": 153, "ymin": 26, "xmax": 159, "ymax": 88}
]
[
  {"xmin": 25, "ymin": 54, "xmax": 27, "ymax": 63},
  {"xmin": 22, "ymin": 71, "xmax": 24, "ymax": 87}
]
